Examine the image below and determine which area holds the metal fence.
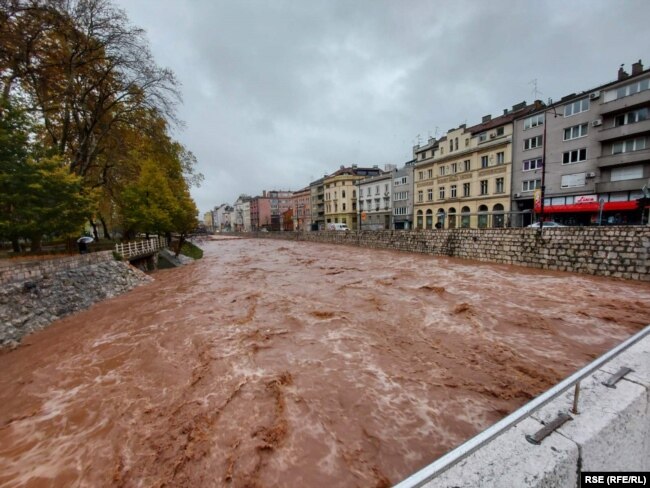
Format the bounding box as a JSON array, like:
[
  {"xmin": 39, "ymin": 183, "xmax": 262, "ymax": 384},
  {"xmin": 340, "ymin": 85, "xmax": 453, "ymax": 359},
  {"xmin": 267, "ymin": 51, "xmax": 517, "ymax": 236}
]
[{"xmin": 114, "ymin": 237, "xmax": 167, "ymax": 260}]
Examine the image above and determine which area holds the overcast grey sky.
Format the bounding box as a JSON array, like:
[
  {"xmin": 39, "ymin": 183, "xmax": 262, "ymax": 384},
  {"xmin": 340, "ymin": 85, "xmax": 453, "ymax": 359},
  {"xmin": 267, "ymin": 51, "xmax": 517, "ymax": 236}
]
[{"xmin": 114, "ymin": 0, "xmax": 650, "ymax": 214}]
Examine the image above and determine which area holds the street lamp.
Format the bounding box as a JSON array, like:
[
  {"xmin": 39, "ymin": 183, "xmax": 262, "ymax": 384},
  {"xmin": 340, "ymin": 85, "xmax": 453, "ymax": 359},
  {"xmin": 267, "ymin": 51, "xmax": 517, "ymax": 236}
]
[{"xmin": 539, "ymin": 105, "xmax": 561, "ymax": 234}]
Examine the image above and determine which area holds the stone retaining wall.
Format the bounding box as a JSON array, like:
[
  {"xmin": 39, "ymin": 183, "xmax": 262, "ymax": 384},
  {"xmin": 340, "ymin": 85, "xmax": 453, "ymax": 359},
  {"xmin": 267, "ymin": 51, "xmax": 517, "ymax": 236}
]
[
  {"xmin": 0, "ymin": 251, "xmax": 152, "ymax": 347},
  {"xmin": 251, "ymin": 226, "xmax": 650, "ymax": 280}
]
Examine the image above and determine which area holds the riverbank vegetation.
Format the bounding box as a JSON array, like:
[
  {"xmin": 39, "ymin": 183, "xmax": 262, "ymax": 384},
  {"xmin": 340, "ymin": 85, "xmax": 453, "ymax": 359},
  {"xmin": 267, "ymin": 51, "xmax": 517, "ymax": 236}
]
[{"xmin": 0, "ymin": 0, "xmax": 201, "ymax": 253}]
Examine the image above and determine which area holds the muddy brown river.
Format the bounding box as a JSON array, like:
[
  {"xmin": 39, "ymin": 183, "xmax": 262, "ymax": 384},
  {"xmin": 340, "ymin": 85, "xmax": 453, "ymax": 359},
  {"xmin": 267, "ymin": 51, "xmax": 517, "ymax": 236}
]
[{"xmin": 1, "ymin": 237, "xmax": 649, "ymax": 487}]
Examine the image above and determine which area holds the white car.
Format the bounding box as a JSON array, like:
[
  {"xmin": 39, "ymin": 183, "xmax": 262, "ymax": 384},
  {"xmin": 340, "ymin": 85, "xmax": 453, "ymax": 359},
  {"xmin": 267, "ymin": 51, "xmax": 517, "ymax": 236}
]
[{"xmin": 527, "ymin": 221, "xmax": 566, "ymax": 228}]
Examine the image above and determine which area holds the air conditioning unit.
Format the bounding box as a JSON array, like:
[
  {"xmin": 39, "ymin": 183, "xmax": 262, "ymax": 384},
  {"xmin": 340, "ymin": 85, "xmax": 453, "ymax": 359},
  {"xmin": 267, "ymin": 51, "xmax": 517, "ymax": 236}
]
[
  {"xmin": 514, "ymin": 193, "xmax": 521, "ymax": 198},
  {"xmin": 592, "ymin": 119, "xmax": 602, "ymax": 127},
  {"xmin": 490, "ymin": 133, "xmax": 496, "ymax": 139},
  {"xmin": 586, "ymin": 172, "xmax": 596, "ymax": 178},
  {"xmin": 589, "ymin": 91, "xmax": 600, "ymax": 100}
]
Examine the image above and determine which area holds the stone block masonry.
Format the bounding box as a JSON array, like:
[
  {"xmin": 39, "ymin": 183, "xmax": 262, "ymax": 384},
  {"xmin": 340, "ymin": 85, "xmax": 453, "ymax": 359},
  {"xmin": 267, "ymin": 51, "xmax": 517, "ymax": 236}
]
[
  {"xmin": 252, "ymin": 226, "xmax": 650, "ymax": 281},
  {"xmin": 0, "ymin": 251, "xmax": 152, "ymax": 347}
]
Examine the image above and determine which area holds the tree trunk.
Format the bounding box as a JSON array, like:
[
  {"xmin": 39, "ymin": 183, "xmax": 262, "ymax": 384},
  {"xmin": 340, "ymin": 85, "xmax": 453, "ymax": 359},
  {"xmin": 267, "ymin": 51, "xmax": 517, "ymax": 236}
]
[
  {"xmin": 99, "ymin": 215, "xmax": 111, "ymax": 240},
  {"xmin": 175, "ymin": 233, "xmax": 185, "ymax": 257},
  {"xmin": 89, "ymin": 218, "xmax": 99, "ymax": 241},
  {"xmin": 30, "ymin": 234, "xmax": 42, "ymax": 253}
]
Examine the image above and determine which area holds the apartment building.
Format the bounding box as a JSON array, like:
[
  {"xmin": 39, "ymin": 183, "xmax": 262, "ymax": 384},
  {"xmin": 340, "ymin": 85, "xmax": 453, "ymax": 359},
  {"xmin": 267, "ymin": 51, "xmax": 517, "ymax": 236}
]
[
  {"xmin": 309, "ymin": 177, "xmax": 325, "ymax": 231},
  {"xmin": 324, "ymin": 165, "xmax": 382, "ymax": 229},
  {"xmin": 358, "ymin": 171, "xmax": 392, "ymax": 230},
  {"xmin": 512, "ymin": 60, "xmax": 650, "ymax": 226},
  {"xmin": 391, "ymin": 160, "xmax": 415, "ymax": 229},
  {"xmin": 291, "ymin": 187, "xmax": 312, "ymax": 231},
  {"xmin": 413, "ymin": 101, "xmax": 537, "ymax": 229},
  {"xmin": 268, "ymin": 190, "xmax": 293, "ymax": 231},
  {"xmin": 233, "ymin": 195, "xmax": 251, "ymax": 232}
]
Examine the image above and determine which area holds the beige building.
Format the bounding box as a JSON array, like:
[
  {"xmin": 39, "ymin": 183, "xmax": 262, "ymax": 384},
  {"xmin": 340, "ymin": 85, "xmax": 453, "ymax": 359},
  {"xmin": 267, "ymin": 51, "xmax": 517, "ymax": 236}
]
[
  {"xmin": 413, "ymin": 102, "xmax": 537, "ymax": 229},
  {"xmin": 324, "ymin": 165, "xmax": 382, "ymax": 229}
]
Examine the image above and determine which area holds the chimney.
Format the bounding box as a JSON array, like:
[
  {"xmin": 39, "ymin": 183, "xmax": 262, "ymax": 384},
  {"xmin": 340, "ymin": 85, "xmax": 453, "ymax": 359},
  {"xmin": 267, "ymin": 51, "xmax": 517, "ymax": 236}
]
[
  {"xmin": 482, "ymin": 114, "xmax": 491, "ymax": 123},
  {"xmin": 631, "ymin": 59, "xmax": 644, "ymax": 76},
  {"xmin": 618, "ymin": 64, "xmax": 629, "ymax": 81},
  {"xmin": 534, "ymin": 99, "xmax": 545, "ymax": 110}
]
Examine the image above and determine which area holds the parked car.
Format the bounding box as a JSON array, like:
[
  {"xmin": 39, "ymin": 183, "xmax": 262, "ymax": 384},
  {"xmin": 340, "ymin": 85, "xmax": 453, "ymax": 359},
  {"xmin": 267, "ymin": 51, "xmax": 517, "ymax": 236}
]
[
  {"xmin": 527, "ymin": 221, "xmax": 566, "ymax": 228},
  {"xmin": 327, "ymin": 223, "xmax": 349, "ymax": 231}
]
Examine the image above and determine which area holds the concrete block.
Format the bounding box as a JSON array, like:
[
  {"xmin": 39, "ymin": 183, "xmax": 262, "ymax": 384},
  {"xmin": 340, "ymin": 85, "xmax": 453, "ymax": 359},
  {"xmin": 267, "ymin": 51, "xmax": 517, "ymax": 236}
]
[
  {"xmin": 424, "ymin": 417, "xmax": 578, "ymax": 488},
  {"xmin": 532, "ymin": 369, "xmax": 648, "ymax": 472}
]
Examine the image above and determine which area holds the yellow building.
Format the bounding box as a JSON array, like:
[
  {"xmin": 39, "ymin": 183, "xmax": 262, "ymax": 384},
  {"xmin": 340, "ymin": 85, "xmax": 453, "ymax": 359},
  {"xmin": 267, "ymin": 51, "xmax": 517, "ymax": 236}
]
[
  {"xmin": 324, "ymin": 165, "xmax": 382, "ymax": 228},
  {"xmin": 413, "ymin": 103, "xmax": 536, "ymax": 229}
]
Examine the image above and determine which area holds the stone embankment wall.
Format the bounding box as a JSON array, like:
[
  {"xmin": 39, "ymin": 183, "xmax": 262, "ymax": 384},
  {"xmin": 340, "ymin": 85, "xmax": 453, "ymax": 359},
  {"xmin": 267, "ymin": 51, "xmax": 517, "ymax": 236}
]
[
  {"xmin": 252, "ymin": 226, "xmax": 650, "ymax": 280},
  {"xmin": 0, "ymin": 251, "xmax": 151, "ymax": 347}
]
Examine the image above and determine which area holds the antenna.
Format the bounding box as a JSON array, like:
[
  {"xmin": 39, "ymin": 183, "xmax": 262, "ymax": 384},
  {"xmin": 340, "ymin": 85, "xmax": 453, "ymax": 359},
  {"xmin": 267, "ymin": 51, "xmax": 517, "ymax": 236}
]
[
  {"xmin": 529, "ymin": 78, "xmax": 542, "ymax": 99},
  {"xmin": 434, "ymin": 126, "xmax": 439, "ymax": 137},
  {"xmin": 416, "ymin": 134, "xmax": 421, "ymax": 146}
]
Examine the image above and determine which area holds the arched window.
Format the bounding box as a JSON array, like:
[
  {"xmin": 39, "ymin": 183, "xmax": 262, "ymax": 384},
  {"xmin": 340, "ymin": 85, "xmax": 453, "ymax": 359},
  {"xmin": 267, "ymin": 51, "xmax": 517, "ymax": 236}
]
[
  {"xmin": 436, "ymin": 209, "xmax": 445, "ymax": 229},
  {"xmin": 461, "ymin": 206, "xmax": 471, "ymax": 228},
  {"xmin": 493, "ymin": 203, "xmax": 505, "ymax": 228},
  {"xmin": 416, "ymin": 209, "xmax": 424, "ymax": 229},
  {"xmin": 425, "ymin": 209, "xmax": 433, "ymax": 229},
  {"xmin": 478, "ymin": 204, "xmax": 488, "ymax": 229},
  {"xmin": 448, "ymin": 207, "xmax": 457, "ymax": 229}
]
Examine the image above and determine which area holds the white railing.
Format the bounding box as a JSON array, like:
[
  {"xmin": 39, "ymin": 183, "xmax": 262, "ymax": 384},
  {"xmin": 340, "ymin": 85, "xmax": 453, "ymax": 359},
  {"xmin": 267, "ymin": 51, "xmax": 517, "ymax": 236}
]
[{"xmin": 115, "ymin": 237, "xmax": 167, "ymax": 260}]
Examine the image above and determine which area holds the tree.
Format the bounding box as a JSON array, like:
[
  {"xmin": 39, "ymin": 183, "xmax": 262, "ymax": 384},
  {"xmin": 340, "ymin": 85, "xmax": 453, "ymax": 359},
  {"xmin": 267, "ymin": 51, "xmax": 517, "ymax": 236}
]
[{"xmin": 0, "ymin": 96, "xmax": 95, "ymax": 251}]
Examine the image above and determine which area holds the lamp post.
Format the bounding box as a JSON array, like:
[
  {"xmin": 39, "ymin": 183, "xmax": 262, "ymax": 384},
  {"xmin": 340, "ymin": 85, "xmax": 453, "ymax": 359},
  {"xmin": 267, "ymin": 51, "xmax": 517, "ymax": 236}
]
[
  {"xmin": 598, "ymin": 197, "xmax": 605, "ymax": 225},
  {"xmin": 539, "ymin": 105, "xmax": 561, "ymax": 234}
]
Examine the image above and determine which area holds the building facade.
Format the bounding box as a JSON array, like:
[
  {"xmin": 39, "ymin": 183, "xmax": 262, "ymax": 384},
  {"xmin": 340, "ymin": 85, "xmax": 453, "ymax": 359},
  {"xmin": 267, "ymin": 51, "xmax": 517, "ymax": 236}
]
[
  {"xmin": 309, "ymin": 178, "xmax": 325, "ymax": 231},
  {"xmin": 324, "ymin": 165, "xmax": 382, "ymax": 229},
  {"xmin": 358, "ymin": 172, "xmax": 392, "ymax": 230},
  {"xmin": 291, "ymin": 187, "xmax": 312, "ymax": 231},
  {"xmin": 391, "ymin": 160, "xmax": 415, "ymax": 229},
  {"xmin": 512, "ymin": 60, "xmax": 650, "ymax": 226}
]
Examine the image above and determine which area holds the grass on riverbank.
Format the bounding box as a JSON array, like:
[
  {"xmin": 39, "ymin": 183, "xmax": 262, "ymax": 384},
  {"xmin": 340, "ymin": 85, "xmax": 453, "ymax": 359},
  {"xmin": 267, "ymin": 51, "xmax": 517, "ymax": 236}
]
[{"xmin": 180, "ymin": 241, "xmax": 203, "ymax": 259}]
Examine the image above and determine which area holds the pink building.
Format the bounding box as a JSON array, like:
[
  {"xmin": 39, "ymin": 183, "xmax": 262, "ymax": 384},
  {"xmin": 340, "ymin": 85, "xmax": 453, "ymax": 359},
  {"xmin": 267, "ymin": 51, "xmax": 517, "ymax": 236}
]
[{"xmin": 251, "ymin": 194, "xmax": 272, "ymax": 230}]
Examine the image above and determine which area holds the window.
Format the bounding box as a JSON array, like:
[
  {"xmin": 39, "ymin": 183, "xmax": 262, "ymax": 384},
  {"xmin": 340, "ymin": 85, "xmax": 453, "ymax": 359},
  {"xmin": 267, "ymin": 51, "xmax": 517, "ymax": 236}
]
[
  {"xmin": 479, "ymin": 132, "xmax": 487, "ymax": 142},
  {"xmin": 427, "ymin": 169, "xmax": 433, "ymax": 179},
  {"xmin": 384, "ymin": 184, "xmax": 389, "ymax": 193},
  {"xmin": 439, "ymin": 187, "xmax": 445, "ymax": 200},
  {"xmin": 375, "ymin": 186, "xmax": 379, "ymax": 195},
  {"xmin": 522, "ymin": 179, "xmax": 541, "ymax": 192},
  {"xmin": 451, "ymin": 162, "xmax": 458, "ymax": 174},
  {"xmin": 418, "ymin": 190, "xmax": 423, "ymax": 202},
  {"xmin": 562, "ymin": 148, "xmax": 587, "ymax": 164},
  {"xmin": 523, "ymin": 158, "xmax": 543, "ymax": 171},
  {"xmin": 463, "ymin": 182, "xmax": 471, "ymax": 197},
  {"xmin": 451, "ymin": 184, "xmax": 457, "ymax": 198},
  {"xmin": 427, "ymin": 188, "xmax": 433, "ymax": 201},
  {"xmin": 495, "ymin": 178, "xmax": 504, "ymax": 193},
  {"xmin": 352, "ymin": 190, "xmax": 356, "ymax": 198},
  {"xmin": 394, "ymin": 207, "xmax": 408, "ymax": 216},
  {"xmin": 464, "ymin": 159, "xmax": 471, "ymax": 171},
  {"xmin": 496, "ymin": 152, "xmax": 504, "ymax": 165},
  {"xmin": 418, "ymin": 171, "xmax": 424, "ymax": 180},
  {"xmin": 524, "ymin": 114, "xmax": 544, "ymax": 130},
  {"xmin": 496, "ymin": 127, "xmax": 504, "ymax": 136},
  {"xmin": 449, "ymin": 140, "xmax": 453, "ymax": 152},
  {"xmin": 615, "ymin": 108, "xmax": 649, "ymax": 127},
  {"xmin": 454, "ymin": 138, "xmax": 458, "ymax": 150},
  {"xmin": 439, "ymin": 166, "xmax": 446, "ymax": 176},
  {"xmin": 611, "ymin": 165, "xmax": 643, "ymax": 181},
  {"xmin": 342, "ymin": 190, "xmax": 346, "ymax": 198},
  {"xmin": 561, "ymin": 172, "xmax": 586, "ymax": 188},
  {"xmin": 564, "ymin": 123, "xmax": 588, "ymax": 141},
  {"xmin": 480, "ymin": 180, "xmax": 488, "ymax": 195},
  {"xmin": 605, "ymin": 78, "xmax": 650, "ymax": 101},
  {"xmin": 481, "ymin": 155, "xmax": 489, "ymax": 168},
  {"xmin": 612, "ymin": 137, "xmax": 646, "ymax": 154},
  {"xmin": 342, "ymin": 203, "xmax": 346, "ymax": 211},
  {"xmin": 394, "ymin": 176, "xmax": 407, "ymax": 185},
  {"xmin": 563, "ymin": 98, "xmax": 590, "ymax": 117},
  {"xmin": 524, "ymin": 136, "xmax": 543, "ymax": 150},
  {"xmin": 465, "ymin": 138, "xmax": 470, "ymax": 147}
]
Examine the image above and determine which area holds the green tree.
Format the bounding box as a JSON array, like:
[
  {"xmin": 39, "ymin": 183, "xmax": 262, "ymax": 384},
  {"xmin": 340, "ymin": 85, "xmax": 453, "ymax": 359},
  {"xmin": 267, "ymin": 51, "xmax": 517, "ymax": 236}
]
[{"xmin": 0, "ymin": 97, "xmax": 95, "ymax": 251}]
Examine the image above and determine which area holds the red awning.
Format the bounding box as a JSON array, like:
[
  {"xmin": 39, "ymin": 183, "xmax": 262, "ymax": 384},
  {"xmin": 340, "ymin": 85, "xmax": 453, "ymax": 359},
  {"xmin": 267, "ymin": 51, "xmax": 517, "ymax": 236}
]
[{"xmin": 538, "ymin": 200, "xmax": 639, "ymax": 214}]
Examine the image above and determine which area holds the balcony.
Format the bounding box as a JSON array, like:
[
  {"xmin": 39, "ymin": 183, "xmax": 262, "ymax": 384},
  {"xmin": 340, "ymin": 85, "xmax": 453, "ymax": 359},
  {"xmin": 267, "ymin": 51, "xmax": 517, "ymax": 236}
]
[
  {"xmin": 599, "ymin": 90, "xmax": 650, "ymax": 115},
  {"xmin": 595, "ymin": 119, "xmax": 650, "ymax": 142},
  {"xmin": 597, "ymin": 148, "xmax": 650, "ymax": 168}
]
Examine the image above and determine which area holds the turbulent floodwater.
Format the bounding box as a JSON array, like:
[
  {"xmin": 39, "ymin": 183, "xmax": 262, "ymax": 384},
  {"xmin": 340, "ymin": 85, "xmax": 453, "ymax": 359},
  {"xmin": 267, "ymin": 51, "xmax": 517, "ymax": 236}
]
[{"xmin": 1, "ymin": 237, "xmax": 649, "ymax": 487}]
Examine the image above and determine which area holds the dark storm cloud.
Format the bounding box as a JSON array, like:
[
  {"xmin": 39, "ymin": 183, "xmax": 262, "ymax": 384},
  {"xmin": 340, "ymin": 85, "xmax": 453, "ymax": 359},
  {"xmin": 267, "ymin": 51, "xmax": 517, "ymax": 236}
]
[{"xmin": 114, "ymin": 0, "xmax": 650, "ymax": 213}]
